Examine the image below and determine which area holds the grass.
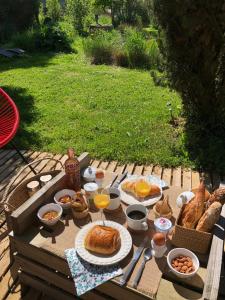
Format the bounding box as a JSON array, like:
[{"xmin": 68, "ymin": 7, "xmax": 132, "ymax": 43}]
[{"xmin": 0, "ymin": 43, "xmax": 184, "ymax": 167}]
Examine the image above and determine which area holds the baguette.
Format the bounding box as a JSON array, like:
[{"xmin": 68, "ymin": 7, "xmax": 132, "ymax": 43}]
[{"xmin": 196, "ymin": 202, "xmax": 222, "ymax": 232}]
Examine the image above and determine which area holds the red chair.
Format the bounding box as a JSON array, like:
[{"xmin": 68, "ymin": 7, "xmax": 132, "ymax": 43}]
[{"xmin": 0, "ymin": 88, "xmax": 36, "ymax": 173}]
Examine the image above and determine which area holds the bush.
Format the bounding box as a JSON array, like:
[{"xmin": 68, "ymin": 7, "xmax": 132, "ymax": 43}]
[
  {"xmin": 66, "ymin": 0, "xmax": 92, "ymax": 35},
  {"xmin": 124, "ymin": 28, "xmax": 150, "ymax": 68},
  {"xmin": 46, "ymin": 0, "xmax": 62, "ymax": 22},
  {"xmin": 83, "ymin": 31, "xmax": 121, "ymax": 65},
  {"xmin": 10, "ymin": 23, "xmax": 72, "ymax": 53}
]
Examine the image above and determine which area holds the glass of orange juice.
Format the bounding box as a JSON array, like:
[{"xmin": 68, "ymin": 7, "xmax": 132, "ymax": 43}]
[{"xmin": 94, "ymin": 192, "xmax": 110, "ymax": 225}]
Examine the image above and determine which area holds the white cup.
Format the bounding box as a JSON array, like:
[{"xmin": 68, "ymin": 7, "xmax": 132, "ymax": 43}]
[
  {"xmin": 125, "ymin": 204, "xmax": 148, "ymax": 231},
  {"xmin": 103, "ymin": 187, "xmax": 121, "ymax": 210}
]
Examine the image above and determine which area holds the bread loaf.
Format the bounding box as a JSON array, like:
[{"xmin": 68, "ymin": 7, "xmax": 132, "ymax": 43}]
[
  {"xmin": 196, "ymin": 202, "xmax": 222, "ymax": 232},
  {"xmin": 206, "ymin": 188, "xmax": 225, "ymax": 208},
  {"xmin": 85, "ymin": 225, "xmax": 121, "ymax": 255},
  {"xmin": 180, "ymin": 181, "xmax": 205, "ymax": 229}
]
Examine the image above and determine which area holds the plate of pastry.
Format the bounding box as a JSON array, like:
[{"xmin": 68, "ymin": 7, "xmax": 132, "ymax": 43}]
[
  {"xmin": 119, "ymin": 175, "xmax": 163, "ymax": 207},
  {"xmin": 75, "ymin": 220, "xmax": 132, "ymax": 265}
]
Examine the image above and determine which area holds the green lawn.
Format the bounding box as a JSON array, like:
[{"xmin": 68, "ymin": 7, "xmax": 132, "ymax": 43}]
[{"xmin": 0, "ymin": 49, "xmax": 184, "ymax": 166}]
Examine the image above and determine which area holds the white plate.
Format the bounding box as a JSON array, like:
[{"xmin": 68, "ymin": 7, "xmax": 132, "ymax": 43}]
[
  {"xmin": 75, "ymin": 220, "xmax": 132, "ymax": 266},
  {"xmin": 118, "ymin": 175, "xmax": 162, "ymax": 207}
]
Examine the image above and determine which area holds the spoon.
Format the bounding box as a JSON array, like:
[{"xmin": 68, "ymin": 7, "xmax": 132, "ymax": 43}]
[{"xmin": 132, "ymin": 247, "xmax": 152, "ymax": 289}]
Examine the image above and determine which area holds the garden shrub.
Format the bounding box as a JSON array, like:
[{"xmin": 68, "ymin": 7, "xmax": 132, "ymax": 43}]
[
  {"xmin": 124, "ymin": 27, "xmax": 150, "ymax": 68},
  {"xmin": 66, "ymin": 0, "xmax": 92, "ymax": 35},
  {"xmin": 46, "ymin": 0, "xmax": 62, "ymax": 22},
  {"xmin": 10, "ymin": 23, "xmax": 72, "ymax": 53},
  {"xmin": 83, "ymin": 31, "xmax": 121, "ymax": 65}
]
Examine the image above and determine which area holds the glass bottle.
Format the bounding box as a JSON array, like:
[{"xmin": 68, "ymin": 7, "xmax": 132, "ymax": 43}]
[{"xmin": 65, "ymin": 148, "xmax": 81, "ymax": 191}]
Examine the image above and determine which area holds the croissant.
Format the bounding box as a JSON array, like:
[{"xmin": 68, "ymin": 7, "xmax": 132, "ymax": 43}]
[
  {"xmin": 122, "ymin": 179, "xmax": 160, "ymax": 198},
  {"xmin": 180, "ymin": 181, "xmax": 205, "ymax": 229},
  {"xmin": 155, "ymin": 195, "xmax": 173, "ymax": 216},
  {"xmin": 85, "ymin": 225, "xmax": 121, "ymax": 255}
]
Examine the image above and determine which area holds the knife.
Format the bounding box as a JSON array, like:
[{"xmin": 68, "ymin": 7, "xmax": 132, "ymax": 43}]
[
  {"xmin": 119, "ymin": 235, "xmax": 148, "ymax": 286},
  {"xmin": 113, "ymin": 171, "xmax": 128, "ymax": 188}
]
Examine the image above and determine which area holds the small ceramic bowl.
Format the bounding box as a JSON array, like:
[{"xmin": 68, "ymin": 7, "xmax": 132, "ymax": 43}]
[
  {"xmin": 167, "ymin": 248, "xmax": 199, "ymax": 278},
  {"xmin": 37, "ymin": 203, "xmax": 62, "ymax": 226},
  {"xmin": 54, "ymin": 189, "xmax": 75, "ymax": 209}
]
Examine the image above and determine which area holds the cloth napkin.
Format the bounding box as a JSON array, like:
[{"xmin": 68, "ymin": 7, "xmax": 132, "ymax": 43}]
[{"xmin": 65, "ymin": 248, "xmax": 123, "ymax": 296}]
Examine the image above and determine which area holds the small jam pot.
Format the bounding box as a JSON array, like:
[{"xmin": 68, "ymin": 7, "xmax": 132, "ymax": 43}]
[
  {"xmin": 83, "ymin": 182, "xmax": 98, "ymax": 210},
  {"xmin": 27, "ymin": 180, "xmax": 40, "ymax": 197},
  {"xmin": 40, "ymin": 174, "xmax": 52, "ymax": 187},
  {"xmin": 154, "ymin": 217, "xmax": 172, "ymax": 235}
]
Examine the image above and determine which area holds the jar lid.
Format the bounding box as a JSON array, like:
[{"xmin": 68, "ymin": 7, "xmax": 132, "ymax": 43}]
[
  {"xmin": 83, "ymin": 182, "xmax": 98, "ymax": 192},
  {"xmin": 40, "ymin": 175, "xmax": 52, "ymax": 182},
  {"xmin": 154, "ymin": 217, "xmax": 172, "ymax": 231},
  {"xmin": 27, "ymin": 180, "xmax": 40, "ymax": 189},
  {"xmin": 82, "ymin": 166, "xmax": 96, "ymax": 181}
]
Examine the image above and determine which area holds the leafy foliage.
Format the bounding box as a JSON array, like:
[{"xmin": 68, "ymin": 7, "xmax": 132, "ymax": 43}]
[
  {"xmin": 9, "ymin": 23, "xmax": 72, "ymax": 53},
  {"xmin": 153, "ymin": 0, "xmax": 225, "ymax": 171},
  {"xmin": 66, "ymin": 0, "xmax": 92, "ymax": 34},
  {"xmin": 46, "ymin": 0, "xmax": 62, "ymax": 22},
  {"xmin": 0, "ymin": 0, "xmax": 40, "ymax": 42}
]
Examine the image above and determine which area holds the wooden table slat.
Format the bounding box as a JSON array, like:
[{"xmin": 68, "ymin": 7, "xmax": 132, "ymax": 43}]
[
  {"xmin": 152, "ymin": 166, "xmax": 163, "ymax": 179},
  {"xmin": 114, "ymin": 164, "xmax": 126, "ymax": 175},
  {"xmin": 142, "ymin": 165, "xmax": 153, "ymax": 176},
  {"xmin": 133, "ymin": 165, "xmax": 144, "ymax": 176},
  {"xmin": 91, "ymin": 160, "xmax": 101, "ymax": 168},
  {"xmin": 172, "ymin": 167, "xmax": 182, "ymax": 188},
  {"xmin": 106, "ymin": 161, "xmax": 118, "ymax": 173},
  {"xmin": 162, "ymin": 168, "xmax": 172, "ymax": 186},
  {"xmin": 98, "ymin": 161, "xmax": 109, "ymax": 170},
  {"xmin": 182, "ymin": 169, "xmax": 192, "ymax": 190},
  {"xmin": 124, "ymin": 164, "xmax": 135, "ymax": 175}
]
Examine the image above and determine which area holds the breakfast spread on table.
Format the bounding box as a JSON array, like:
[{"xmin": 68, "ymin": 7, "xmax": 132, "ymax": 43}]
[{"xmin": 33, "ymin": 149, "xmax": 225, "ymax": 297}]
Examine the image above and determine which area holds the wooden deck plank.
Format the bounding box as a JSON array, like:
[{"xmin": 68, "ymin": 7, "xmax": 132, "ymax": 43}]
[
  {"xmin": 41, "ymin": 154, "xmax": 63, "ymax": 172},
  {"xmin": 5, "ymin": 281, "xmax": 21, "ymax": 300},
  {"xmin": 91, "ymin": 160, "xmax": 101, "ymax": 168},
  {"xmin": 0, "ymin": 151, "xmax": 33, "ymax": 193},
  {"xmin": 124, "ymin": 164, "xmax": 135, "ymax": 175},
  {"xmin": 143, "ymin": 165, "xmax": 153, "ymax": 176},
  {"xmin": 8, "ymin": 152, "xmax": 42, "ymax": 191},
  {"xmin": 172, "ymin": 167, "xmax": 182, "ymax": 187},
  {"xmin": 133, "ymin": 165, "xmax": 144, "ymax": 176},
  {"xmin": 152, "ymin": 166, "xmax": 163, "ymax": 179},
  {"xmin": 98, "ymin": 161, "xmax": 109, "ymax": 170},
  {"xmin": 0, "ymin": 263, "xmax": 18, "ymax": 299},
  {"xmin": 114, "ymin": 164, "xmax": 126, "ymax": 175},
  {"xmin": 0, "ymin": 150, "xmax": 17, "ymax": 167},
  {"xmin": 182, "ymin": 169, "xmax": 192, "ymax": 190},
  {"xmin": 191, "ymin": 171, "xmax": 200, "ymax": 189},
  {"xmin": 0, "ymin": 237, "xmax": 11, "ymax": 278},
  {"xmin": 0, "ymin": 150, "xmax": 12, "ymax": 160},
  {"xmin": 162, "ymin": 168, "xmax": 172, "ymax": 186},
  {"xmin": 106, "ymin": 161, "xmax": 117, "ymax": 173}
]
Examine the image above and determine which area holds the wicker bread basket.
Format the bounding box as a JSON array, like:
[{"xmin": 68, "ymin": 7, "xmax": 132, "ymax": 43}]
[
  {"xmin": 1, "ymin": 158, "xmax": 63, "ymax": 229},
  {"xmin": 171, "ymin": 205, "xmax": 212, "ymax": 254}
]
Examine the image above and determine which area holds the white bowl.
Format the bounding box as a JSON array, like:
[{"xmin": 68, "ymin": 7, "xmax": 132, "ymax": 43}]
[
  {"xmin": 37, "ymin": 203, "xmax": 62, "ymax": 226},
  {"xmin": 167, "ymin": 248, "xmax": 199, "ymax": 278},
  {"xmin": 54, "ymin": 189, "xmax": 75, "ymax": 209}
]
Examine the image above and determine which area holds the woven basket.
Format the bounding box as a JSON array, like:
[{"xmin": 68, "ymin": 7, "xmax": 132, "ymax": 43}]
[
  {"xmin": 1, "ymin": 157, "xmax": 63, "ymax": 229},
  {"xmin": 171, "ymin": 205, "xmax": 212, "ymax": 254}
]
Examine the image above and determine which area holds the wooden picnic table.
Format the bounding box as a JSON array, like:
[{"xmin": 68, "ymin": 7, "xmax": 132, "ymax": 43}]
[{"xmin": 7, "ymin": 153, "xmax": 225, "ymax": 300}]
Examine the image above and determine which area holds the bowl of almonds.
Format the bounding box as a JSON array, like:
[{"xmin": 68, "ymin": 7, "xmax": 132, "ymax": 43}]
[{"xmin": 167, "ymin": 248, "xmax": 199, "ymax": 278}]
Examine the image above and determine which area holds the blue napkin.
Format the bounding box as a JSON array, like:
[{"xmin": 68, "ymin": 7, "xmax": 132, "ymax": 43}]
[{"xmin": 65, "ymin": 248, "xmax": 123, "ymax": 296}]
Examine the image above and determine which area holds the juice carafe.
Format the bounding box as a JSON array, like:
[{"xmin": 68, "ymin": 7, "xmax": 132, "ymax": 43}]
[{"xmin": 64, "ymin": 148, "xmax": 81, "ymax": 191}]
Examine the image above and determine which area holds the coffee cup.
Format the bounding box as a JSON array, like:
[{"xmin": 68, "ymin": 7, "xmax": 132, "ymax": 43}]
[
  {"xmin": 125, "ymin": 204, "xmax": 148, "ymax": 231},
  {"xmin": 103, "ymin": 187, "xmax": 121, "ymax": 210}
]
